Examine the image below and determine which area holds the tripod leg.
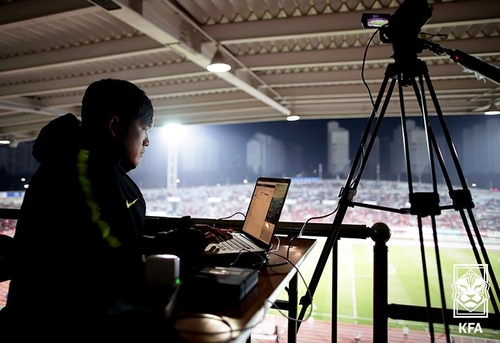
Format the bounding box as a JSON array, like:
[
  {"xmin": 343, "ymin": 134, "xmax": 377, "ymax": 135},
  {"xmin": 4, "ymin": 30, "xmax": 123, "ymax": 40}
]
[
  {"xmin": 423, "ymin": 69, "xmax": 500, "ymax": 318},
  {"xmin": 417, "ymin": 215, "xmax": 436, "ymax": 342},
  {"xmin": 397, "ymin": 70, "xmax": 448, "ymax": 342},
  {"xmin": 430, "ymin": 214, "xmax": 452, "ymax": 342},
  {"xmin": 396, "ymin": 72, "xmax": 416, "ymax": 195},
  {"xmin": 414, "ymin": 72, "xmax": 452, "ymax": 343},
  {"xmin": 343, "ymin": 66, "xmax": 397, "ymax": 191},
  {"xmin": 461, "ymin": 207, "xmax": 500, "ymax": 315},
  {"xmin": 296, "ymin": 69, "xmax": 398, "ymax": 332},
  {"xmin": 394, "ymin": 69, "xmax": 448, "ymax": 342}
]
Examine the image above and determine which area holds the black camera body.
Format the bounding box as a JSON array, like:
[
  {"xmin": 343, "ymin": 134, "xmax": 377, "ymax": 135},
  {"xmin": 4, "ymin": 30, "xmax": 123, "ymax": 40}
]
[{"xmin": 361, "ymin": 0, "xmax": 433, "ymax": 72}]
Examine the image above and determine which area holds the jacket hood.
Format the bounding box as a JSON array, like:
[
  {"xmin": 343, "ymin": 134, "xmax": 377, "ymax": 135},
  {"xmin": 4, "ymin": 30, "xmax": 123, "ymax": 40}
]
[{"xmin": 32, "ymin": 113, "xmax": 82, "ymax": 165}]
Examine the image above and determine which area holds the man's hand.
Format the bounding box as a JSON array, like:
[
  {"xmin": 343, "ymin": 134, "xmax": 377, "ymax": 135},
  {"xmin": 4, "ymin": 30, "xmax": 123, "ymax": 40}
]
[{"xmin": 193, "ymin": 224, "xmax": 233, "ymax": 244}]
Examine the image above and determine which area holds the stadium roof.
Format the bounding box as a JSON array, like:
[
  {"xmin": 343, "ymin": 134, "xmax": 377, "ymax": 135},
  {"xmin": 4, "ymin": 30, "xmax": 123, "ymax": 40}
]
[{"xmin": 0, "ymin": 0, "xmax": 499, "ymax": 144}]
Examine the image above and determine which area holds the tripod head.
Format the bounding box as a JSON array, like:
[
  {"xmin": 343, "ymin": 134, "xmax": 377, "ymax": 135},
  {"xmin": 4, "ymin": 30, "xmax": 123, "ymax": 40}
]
[{"xmin": 362, "ymin": 0, "xmax": 433, "ymax": 85}]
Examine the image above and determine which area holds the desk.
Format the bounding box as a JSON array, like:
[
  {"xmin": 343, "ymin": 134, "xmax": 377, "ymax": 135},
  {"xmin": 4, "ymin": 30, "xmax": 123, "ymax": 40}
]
[{"xmin": 173, "ymin": 236, "xmax": 316, "ymax": 343}]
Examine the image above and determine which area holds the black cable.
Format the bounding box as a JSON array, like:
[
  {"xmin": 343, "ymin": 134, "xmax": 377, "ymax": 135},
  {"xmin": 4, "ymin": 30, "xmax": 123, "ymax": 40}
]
[
  {"xmin": 285, "ymin": 205, "xmax": 339, "ymax": 261},
  {"xmin": 361, "ymin": 26, "xmax": 386, "ymax": 108},
  {"xmin": 228, "ymin": 248, "xmax": 268, "ymax": 269},
  {"xmin": 269, "ymin": 235, "xmax": 281, "ymax": 253},
  {"xmin": 212, "ymin": 211, "xmax": 246, "ymax": 227},
  {"xmin": 353, "ymin": 26, "xmax": 387, "ymax": 189},
  {"xmin": 267, "ymin": 251, "xmax": 314, "ymax": 323}
]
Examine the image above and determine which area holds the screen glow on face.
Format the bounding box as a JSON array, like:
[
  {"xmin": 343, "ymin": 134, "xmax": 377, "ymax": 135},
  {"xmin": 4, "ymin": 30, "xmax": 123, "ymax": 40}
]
[{"xmin": 122, "ymin": 119, "xmax": 150, "ymax": 169}]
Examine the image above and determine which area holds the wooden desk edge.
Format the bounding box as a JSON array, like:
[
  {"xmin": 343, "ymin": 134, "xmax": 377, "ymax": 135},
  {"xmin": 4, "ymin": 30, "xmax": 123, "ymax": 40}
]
[{"xmin": 174, "ymin": 236, "xmax": 317, "ymax": 343}]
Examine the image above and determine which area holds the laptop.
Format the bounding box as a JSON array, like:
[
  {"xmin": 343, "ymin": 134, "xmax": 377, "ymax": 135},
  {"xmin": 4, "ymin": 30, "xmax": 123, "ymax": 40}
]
[{"xmin": 204, "ymin": 177, "xmax": 291, "ymax": 257}]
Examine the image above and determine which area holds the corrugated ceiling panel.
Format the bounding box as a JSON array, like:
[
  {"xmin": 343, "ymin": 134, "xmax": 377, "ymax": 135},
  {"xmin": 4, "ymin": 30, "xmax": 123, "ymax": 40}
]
[
  {"xmin": 0, "ymin": 9, "xmax": 140, "ymax": 57},
  {"xmin": 0, "ymin": 50, "xmax": 189, "ymax": 86}
]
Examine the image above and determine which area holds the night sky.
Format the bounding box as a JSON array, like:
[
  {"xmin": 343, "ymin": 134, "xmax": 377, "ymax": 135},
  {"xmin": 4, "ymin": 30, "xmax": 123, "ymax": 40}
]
[
  {"xmin": 200, "ymin": 114, "xmax": 477, "ymax": 169},
  {"xmin": 0, "ymin": 113, "xmax": 494, "ymax": 190}
]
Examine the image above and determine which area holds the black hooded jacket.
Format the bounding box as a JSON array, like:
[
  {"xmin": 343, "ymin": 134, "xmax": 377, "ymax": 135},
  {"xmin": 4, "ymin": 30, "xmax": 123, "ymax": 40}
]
[{"xmin": 4, "ymin": 114, "xmax": 204, "ymax": 335}]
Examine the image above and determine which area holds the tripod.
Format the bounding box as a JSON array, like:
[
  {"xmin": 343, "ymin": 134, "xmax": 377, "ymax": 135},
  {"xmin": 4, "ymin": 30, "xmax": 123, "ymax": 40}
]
[{"xmin": 296, "ymin": 58, "xmax": 500, "ymax": 342}]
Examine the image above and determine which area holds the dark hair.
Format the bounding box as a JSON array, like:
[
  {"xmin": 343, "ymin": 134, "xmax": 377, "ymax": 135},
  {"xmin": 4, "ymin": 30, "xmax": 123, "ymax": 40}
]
[{"xmin": 81, "ymin": 79, "xmax": 154, "ymax": 136}]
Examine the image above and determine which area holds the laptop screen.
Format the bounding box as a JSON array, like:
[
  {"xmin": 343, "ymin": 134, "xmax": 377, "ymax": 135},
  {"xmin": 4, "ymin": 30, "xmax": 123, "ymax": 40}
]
[{"xmin": 241, "ymin": 177, "xmax": 291, "ymax": 246}]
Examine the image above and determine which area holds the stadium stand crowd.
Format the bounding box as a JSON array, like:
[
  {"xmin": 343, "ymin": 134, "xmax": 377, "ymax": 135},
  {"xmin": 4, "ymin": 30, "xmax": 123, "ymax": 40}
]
[{"xmin": 1, "ymin": 179, "xmax": 500, "ymax": 238}]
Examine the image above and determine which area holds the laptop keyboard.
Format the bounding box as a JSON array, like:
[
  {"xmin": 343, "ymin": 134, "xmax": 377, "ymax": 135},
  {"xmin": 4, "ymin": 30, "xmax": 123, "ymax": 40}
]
[{"xmin": 218, "ymin": 235, "xmax": 255, "ymax": 251}]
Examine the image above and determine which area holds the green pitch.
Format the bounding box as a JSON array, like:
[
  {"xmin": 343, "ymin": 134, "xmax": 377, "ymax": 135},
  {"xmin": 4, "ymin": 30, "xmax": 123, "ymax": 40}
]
[{"xmin": 273, "ymin": 237, "xmax": 500, "ymax": 338}]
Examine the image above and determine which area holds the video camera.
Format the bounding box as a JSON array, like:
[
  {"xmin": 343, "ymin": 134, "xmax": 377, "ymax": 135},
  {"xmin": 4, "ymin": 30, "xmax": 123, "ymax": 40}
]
[
  {"xmin": 361, "ymin": 0, "xmax": 433, "ymax": 72},
  {"xmin": 360, "ymin": 0, "xmax": 500, "ymax": 86}
]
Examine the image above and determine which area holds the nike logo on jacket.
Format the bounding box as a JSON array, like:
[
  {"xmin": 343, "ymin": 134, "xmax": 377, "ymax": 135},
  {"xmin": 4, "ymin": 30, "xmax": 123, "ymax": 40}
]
[{"xmin": 126, "ymin": 198, "xmax": 139, "ymax": 208}]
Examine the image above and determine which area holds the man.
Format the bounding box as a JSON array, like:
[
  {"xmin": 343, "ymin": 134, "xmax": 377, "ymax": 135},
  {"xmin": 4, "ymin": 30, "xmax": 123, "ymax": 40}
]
[{"xmin": 2, "ymin": 79, "xmax": 226, "ymax": 338}]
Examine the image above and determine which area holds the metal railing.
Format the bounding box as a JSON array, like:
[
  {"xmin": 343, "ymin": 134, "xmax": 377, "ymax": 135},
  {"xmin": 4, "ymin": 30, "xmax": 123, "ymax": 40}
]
[{"xmin": 3, "ymin": 209, "xmax": 499, "ymax": 342}]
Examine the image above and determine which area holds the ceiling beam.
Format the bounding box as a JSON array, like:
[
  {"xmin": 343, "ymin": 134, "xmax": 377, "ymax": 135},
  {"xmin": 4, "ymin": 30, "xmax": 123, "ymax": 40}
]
[
  {"xmin": 0, "ymin": 99, "xmax": 64, "ymax": 117},
  {"xmin": 0, "ymin": 63, "xmax": 219, "ymax": 98},
  {"xmin": 152, "ymin": 91, "xmax": 253, "ymax": 109},
  {"xmin": 257, "ymin": 62, "xmax": 500, "ymax": 86},
  {"xmin": 155, "ymin": 100, "xmax": 268, "ymax": 116},
  {"xmin": 277, "ymin": 79, "xmax": 494, "ymax": 98},
  {"xmin": 0, "ymin": 0, "xmax": 93, "ymax": 26},
  {"xmin": 153, "ymin": 108, "xmax": 285, "ymax": 126},
  {"xmin": 0, "ymin": 120, "xmax": 53, "ymax": 135},
  {"xmin": 203, "ymin": 0, "xmax": 500, "ymax": 44},
  {"xmin": 239, "ymin": 37, "xmax": 500, "ymax": 70},
  {"xmin": 0, "ymin": 36, "xmax": 166, "ymax": 75},
  {"xmin": 95, "ymin": 0, "xmax": 291, "ymax": 116}
]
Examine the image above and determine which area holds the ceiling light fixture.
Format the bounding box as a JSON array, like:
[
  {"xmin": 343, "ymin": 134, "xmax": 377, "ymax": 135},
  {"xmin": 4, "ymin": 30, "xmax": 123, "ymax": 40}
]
[
  {"xmin": 0, "ymin": 138, "xmax": 10, "ymax": 145},
  {"xmin": 286, "ymin": 115, "xmax": 300, "ymax": 122},
  {"xmin": 485, "ymin": 102, "xmax": 500, "ymax": 115},
  {"xmin": 207, "ymin": 47, "xmax": 231, "ymax": 73}
]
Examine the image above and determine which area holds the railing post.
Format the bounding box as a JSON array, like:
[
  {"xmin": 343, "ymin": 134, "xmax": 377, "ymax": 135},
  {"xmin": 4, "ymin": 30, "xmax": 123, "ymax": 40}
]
[
  {"xmin": 371, "ymin": 222, "xmax": 391, "ymax": 343},
  {"xmin": 332, "ymin": 241, "xmax": 338, "ymax": 343}
]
